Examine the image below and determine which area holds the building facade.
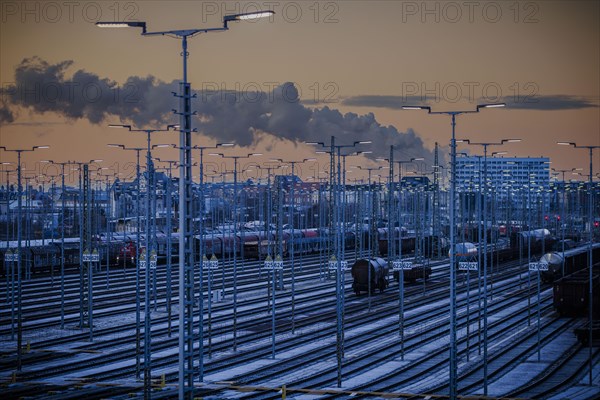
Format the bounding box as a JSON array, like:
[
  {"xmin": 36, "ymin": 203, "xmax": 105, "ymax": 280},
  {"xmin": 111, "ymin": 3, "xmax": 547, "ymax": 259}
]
[{"xmin": 456, "ymin": 156, "xmax": 550, "ymax": 217}]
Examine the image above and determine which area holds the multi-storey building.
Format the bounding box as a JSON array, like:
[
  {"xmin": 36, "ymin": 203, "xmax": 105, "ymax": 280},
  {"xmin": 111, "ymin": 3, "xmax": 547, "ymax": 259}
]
[{"xmin": 456, "ymin": 156, "xmax": 550, "ymax": 217}]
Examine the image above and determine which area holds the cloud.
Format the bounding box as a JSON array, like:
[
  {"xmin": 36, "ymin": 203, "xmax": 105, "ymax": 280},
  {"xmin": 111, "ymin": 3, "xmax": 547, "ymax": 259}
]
[
  {"xmin": 1, "ymin": 57, "xmax": 437, "ymax": 164},
  {"xmin": 501, "ymin": 95, "xmax": 599, "ymax": 110},
  {"xmin": 341, "ymin": 94, "xmax": 599, "ymax": 111},
  {"xmin": 341, "ymin": 95, "xmax": 427, "ymax": 109}
]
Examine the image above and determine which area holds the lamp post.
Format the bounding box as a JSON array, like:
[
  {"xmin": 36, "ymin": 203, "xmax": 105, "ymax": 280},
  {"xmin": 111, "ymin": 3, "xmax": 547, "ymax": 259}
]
[
  {"xmin": 557, "ymin": 141, "xmax": 599, "ymax": 386},
  {"xmin": 269, "ymin": 158, "xmax": 316, "ymax": 334},
  {"xmin": 40, "ymin": 160, "xmax": 72, "ymax": 329},
  {"xmin": 0, "ymin": 145, "xmax": 49, "ymax": 372},
  {"xmin": 109, "ymin": 123, "xmax": 177, "ymax": 396},
  {"xmin": 355, "ymin": 165, "xmax": 385, "ymax": 312},
  {"xmin": 107, "ymin": 143, "xmax": 145, "ymax": 377},
  {"xmin": 96, "ymin": 168, "xmax": 115, "ymax": 290},
  {"xmin": 376, "ymin": 155, "xmax": 423, "ymax": 360},
  {"xmin": 97, "ymin": 11, "xmax": 274, "ymax": 398},
  {"xmin": 210, "ymin": 152, "xmax": 262, "ymax": 353},
  {"xmin": 401, "ymin": 103, "xmax": 505, "ymax": 399},
  {"xmin": 551, "ymin": 167, "xmax": 582, "ymax": 276},
  {"xmin": 72, "ymin": 160, "xmax": 103, "ymax": 342},
  {"xmin": 191, "ymin": 142, "xmax": 232, "ymax": 381},
  {"xmin": 308, "ymin": 139, "xmax": 370, "ymax": 388},
  {"xmin": 1, "ymin": 165, "xmax": 15, "ymax": 333},
  {"xmin": 456, "ymin": 138, "xmax": 520, "ymax": 394},
  {"xmin": 308, "ymin": 139, "xmax": 371, "ymax": 261},
  {"xmin": 154, "ymin": 157, "xmax": 178, "ymax": 337}
]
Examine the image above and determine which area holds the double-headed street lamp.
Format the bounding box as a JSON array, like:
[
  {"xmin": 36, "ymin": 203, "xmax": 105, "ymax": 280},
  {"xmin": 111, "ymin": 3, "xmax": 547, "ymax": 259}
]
[
  {"xmin": 269, "ymin": 158, "xmax": 315, "ymax": 335},
  {"xmin": 307, "ymin": 138, "xmax": 371, "ymax": 261},
  {"xmin": 69, "ymin": 159, "xmax": 104, "ymax": 342},
  {"xmin": 355, "ymin": 165, "xmax": 386, "ymax": 312},
  {"xmin": 551, "ymin": 167, "xmax": 582, "ymax": 276},
  {"xmin": 375, "ymin": 154, "xmax": 423, "ymax": 360},
  {"xmin": 209, "ymin": 152, "xmax": 261, "ymax": 355},
  {"xmin": 107, "ymin": 143, "xmax": 146, "ymax": 377},
  {"xmin": 557, "ymin": 141, "xmax": 599, "ymax": 386},
  {"xmin": 192, "ymin": 142, "xmax": 232, "ymax": 381},
  {"xmin": 377, "ymin": 155, "xmax": 424, "ymax": 256},
  {"xmin": 0, "ymin": 164, "xmax": 15, "ymax": 334},
  {"xmin": 97, "ymin": 11, "xmax": 274, "ymax": 397},
  {"xmin": 456, "ymin": 138, "xmax": 520, "ymax": 393},
  {"xmin": 402, "ymin": 103, "xmax": 505, "ymax": 399},
  {"xmin": 41, "ymin": 160, "xmax": 93, "ymax": 329},
  {"xmin": 153, "ymin": 157, "xmax": 179, "ymax": 337},
  {"xmin": 0, "ymin": 145, "xmax": 49, "ymax": 372},
  {"xmin": 308, "ymin": 138, "xmax": 370, "ymax": 388},
  {"xmin": 96, "ymin": 167, "xmax": 116, "ymax": 289},
  {"xmin": 110, "ymin": 123, "xmax": 178, "ymax": 394}
]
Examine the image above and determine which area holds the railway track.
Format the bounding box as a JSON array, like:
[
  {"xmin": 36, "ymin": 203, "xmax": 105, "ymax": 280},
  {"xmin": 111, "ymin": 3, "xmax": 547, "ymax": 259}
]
[{"xmin": 3, "ymin": 253, "xmax": 591, "ymax": 400}]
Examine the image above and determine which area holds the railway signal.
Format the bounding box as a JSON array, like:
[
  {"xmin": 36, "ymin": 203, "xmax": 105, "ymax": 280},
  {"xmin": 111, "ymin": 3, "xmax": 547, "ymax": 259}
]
[
  {"xmin": 82, "ymin": 249, "xmax": 100, "ymax": 263},
  {"xmin": 149, "ymin": 250, "xmax": 157, "ymax": 270},
  {"xmin": 138, "ymin": 250, "xmax": 147, "ymax": 269},
  {"xmin": 92, "ymin": 249, "xmax": 100, "ymax": 263},
  {"xmin": 209, "ymin": 256, "xmax": 219, "ymax": 270}
]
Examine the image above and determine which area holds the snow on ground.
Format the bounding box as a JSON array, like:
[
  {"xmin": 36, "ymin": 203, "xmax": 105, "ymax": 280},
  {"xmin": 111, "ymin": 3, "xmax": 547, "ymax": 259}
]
[
  {"xmin": 547, "ymin": 364, "xmax": 600, "ymax": 400},
  {"xmin": 2, "ymin": 262, "xmax": 594, "ymax": 400},
  {"xmin": 478, "ymin": 323, "xmax": 578, "ymax": 397}
]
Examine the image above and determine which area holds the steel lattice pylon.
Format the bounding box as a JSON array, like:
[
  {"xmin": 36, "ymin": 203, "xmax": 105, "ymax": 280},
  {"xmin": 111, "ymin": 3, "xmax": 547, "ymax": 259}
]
[{"xmin": 178, "ymin": 80, "xmax": 196, "ymax": 399}]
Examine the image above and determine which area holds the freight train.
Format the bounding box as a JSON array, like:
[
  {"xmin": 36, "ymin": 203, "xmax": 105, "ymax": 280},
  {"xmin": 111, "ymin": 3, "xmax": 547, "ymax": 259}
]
[
  {"xmin": 0, "ymin": 227, "xmax": 382, "ymax": 276},
  {"xmin": 541, "ymin": 242, "xmax": 600, "ymax": 283},
  {"xmin": 553, "ymin": 262, "xmax": 600, "ymax": 319},
  {"xmin": 448, "ymin": 229, "xmax": 556, "ymax": 268}
]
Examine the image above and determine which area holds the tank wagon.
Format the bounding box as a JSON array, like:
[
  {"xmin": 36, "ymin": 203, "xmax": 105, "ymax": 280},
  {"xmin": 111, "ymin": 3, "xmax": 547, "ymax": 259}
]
[
  {"xmin": 540, "ymin": 242, "xmax": 600, "ymax": 283},
  {"xmin": 351, "ymin": 258, "xmax": 389, "ymax": 295}
]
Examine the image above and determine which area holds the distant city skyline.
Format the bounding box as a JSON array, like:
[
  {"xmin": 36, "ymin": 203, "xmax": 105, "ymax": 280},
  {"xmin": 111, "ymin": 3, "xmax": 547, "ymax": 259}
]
[{"xmin": 1, "ymin": 1, "xmax": 598, "ymax": 182}]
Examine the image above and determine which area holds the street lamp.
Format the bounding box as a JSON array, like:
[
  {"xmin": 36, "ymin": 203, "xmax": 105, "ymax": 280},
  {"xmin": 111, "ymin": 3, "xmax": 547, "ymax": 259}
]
[
  {"xmin": 110, "ymin": 123, "xmax": 178, "ymax": 392},
  {"xmin": 0, "ymin": 165, "xmax": 15, "ymax": 334},
  {"xmin": 308, "ymin": 138, "xmax": 371, "ymax": 388},
  {"xmin": 210, "ymin": 152, "xmax": 261, "ymax": 354},
  {"xmin": 355, "ymin": 165, "xmax": 386, "ymax": 312},
  {"xmin": 97, "ymin": 10, "xmax": 274, "ymax": 397},
  {"xmin": 153, "ymin": 157, "xmax": 179, "ymax": 337},
  {"xmin": 551, "ymin": 167, "xmax": 582, "ymax": 277},
  {"xmin": 107, "ymin": 143, "xmax": 145, "ymax": 376},
  {"xmin": 269, "ymin": 158, "xmax": 316, "ymax": 336},
  {"xmin": 456, "ymin": 137, "xmax": 520, "ymax": 392},
  {"xmin": 376, "ymin": 154, "xmax": 423, "ymax": 360},
  {"xmin": 69, "ymin": 159, "xmax": 103, "ymax": 342},
  {"xmin": 192, "ymin": 142, "xmax": 233, "ymax": 380},
  {"xmin": 0, "ymin": 145, "xmax": 49, "ymax": 372},
  {"xmin": 41, "ymin": 160, "xmax": 87, "ymax": 329},
  {"xmin": 557, "ymin": 141, "xmax": 599, "ymax": 386},
  {"xmin": 96, "ymin": 168, "xmax": 116, "ymax": 290},
  {"xmin": 401, "ymin": 102, "xmax": 505, "ymax": 399}
]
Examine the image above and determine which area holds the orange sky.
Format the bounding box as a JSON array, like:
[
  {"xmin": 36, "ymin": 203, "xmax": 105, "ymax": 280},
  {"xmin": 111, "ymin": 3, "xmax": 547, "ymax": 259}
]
[{"xmin": 1, "ymin": 1, "xmax": 598, "ymax": 182}]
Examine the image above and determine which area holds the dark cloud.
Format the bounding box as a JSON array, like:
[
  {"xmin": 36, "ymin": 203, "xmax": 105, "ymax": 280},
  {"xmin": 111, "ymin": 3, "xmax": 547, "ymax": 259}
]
[
  {"xmin": 500, "ymin": 95, "xmax": 599, "ymax": 110},
  {"xmin": 341, "ymin": 94, "xmax": 599, "ymax": 111},
  {"xmin": 341, "ymin": 95, "xmax": 427, "ymax": 109},
  {"xmin": 0, "ymin": 102, "xmax": 14, "ymax": 124},
  {"xmin": 1, "ymin": 57, "xmax": 176, "ymax": 127},
  {"xmin": 1, "ymin": 57, "xmax": 436, "ymax": 164}
]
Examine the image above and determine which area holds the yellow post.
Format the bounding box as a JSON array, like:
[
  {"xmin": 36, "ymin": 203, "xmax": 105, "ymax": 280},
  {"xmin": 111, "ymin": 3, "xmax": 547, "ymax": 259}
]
[
  {"xmin": 11, "ymin": 371, "xmax": 16, "ymax": 383},
  {"xmin": 26, "ymin": 340, "xmax": 30, "ymax": 353},
  {"xmin": 281, "ymin": 384, "xmax": 286, "ymax": 399},
  {"xmin": 160, "ymin": 374, "xmax": 165, "ymax": 389}
]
